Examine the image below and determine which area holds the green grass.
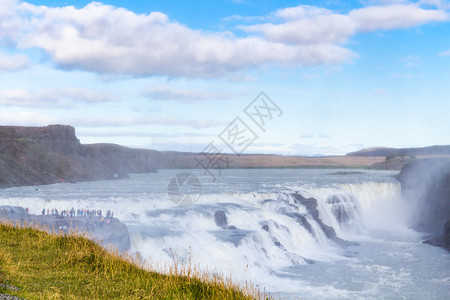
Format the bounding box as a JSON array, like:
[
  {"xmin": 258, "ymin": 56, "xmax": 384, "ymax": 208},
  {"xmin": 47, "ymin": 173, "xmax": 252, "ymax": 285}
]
[{"xmin": 0, "ymin": 222, "xmax": 263, "ymax": 299}]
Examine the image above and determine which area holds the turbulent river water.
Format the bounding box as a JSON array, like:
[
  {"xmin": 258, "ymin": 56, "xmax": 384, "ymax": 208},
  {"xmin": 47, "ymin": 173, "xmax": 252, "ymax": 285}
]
[{"xmin": 1, "ymin": 169, "xmax": 449, "ymax": 299}]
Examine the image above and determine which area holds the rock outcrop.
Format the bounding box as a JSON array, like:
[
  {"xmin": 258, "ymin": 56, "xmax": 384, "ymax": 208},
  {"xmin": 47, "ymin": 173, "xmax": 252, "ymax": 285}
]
[
  {"xmin": 0, "ymin": 124, "xmax": 81, "ymax": 154},
  {"xmin": 0, "ymin": 125, "xmax": 158, "ymax": 188},
  {"xmin": 398, "ymin": 159, "xmax": 450, "ymax": 251},
  {"xmin": 214, "ymin": 210, "xmax": 228, "ymax": 228},
  {"xmin": 291, "ymin": 192, "xmax": 358, "ymax": 247},
  {"xmin": 424, "ymin": 221, "xmax": 450, "ymax": 251}
]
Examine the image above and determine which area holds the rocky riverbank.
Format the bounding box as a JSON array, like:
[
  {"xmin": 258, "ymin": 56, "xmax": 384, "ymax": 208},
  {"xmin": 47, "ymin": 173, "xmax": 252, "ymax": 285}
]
[
  {"xmin": 398, "ymin": 158, "xmax": 450, "ymax": 251},
  {"xmin": 0, "ymin": 205, "xmax": 130, "ymax": 251}
]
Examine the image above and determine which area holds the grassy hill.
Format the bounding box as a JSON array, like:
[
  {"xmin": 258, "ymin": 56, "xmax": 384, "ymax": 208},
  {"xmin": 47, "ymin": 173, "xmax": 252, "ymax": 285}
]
[
  {"xmin": 346, "ymin": 145, "xmax": 450, "ymax": 157},
  {"xmin": 0, "ymin": 222, "xmax": 260, "ymax": 299}
]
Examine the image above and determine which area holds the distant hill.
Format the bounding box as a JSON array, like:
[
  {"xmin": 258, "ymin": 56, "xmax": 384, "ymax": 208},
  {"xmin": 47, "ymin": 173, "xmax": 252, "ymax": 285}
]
[
  {"xmin": 2, "ymin": 125, "xmax": 448, "ymax": 188},
  {"xmin": 346, "ymin": 145, "xmax": 450, "ymax": 157}
]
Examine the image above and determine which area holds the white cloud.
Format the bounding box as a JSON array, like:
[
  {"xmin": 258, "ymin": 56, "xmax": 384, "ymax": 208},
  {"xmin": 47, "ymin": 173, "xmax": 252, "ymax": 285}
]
[
  {"xmin": 361, "ymin": 0, "xmax": 410, "ymax": 5},
  {"xmin": 0, "ymin": 1, "xmax": 447, "ymax": 79},
  {"xmin": 222, "ymin": 15, "xmax": 266, "ymax": 22},
  {"xmin": 239, "ymin": 4, "xmax": 447, "ymax": 45},
  {"xmin": 299, "ymin": 133, "xmax": 331, "ymax": 139},
  {"xmin": 0, "ymin": 0, "xmax": 21, "ymax": 43},
  {"xmin": 419, "ymin": 0, "xmax": 450, "ymax": 9},
  {"xmin": 350, "ymin": 4, "xmax": 447, "ymax": 31},
  {"xmin": 145, "ymin": 87, "xmax": 241, "ymax": 103},
  {"xmin": 76, "ymin": 129, "xmax": 215, "ymax": 139},
  {"xmin": 64, "ymin": 116, "xmax": 224, "ymax": 129},
  {"xmin": 140, "ymin": 118, "xmax": 225, "ymax": 129},
  {"xmin": 438, "ymin": 49, "xmax": 450, "ymax": 56},
  {"xmin": 0, "ymin": 2, "xmax": 353, "ymax": 78},
  {"xmin": 0, "ymin": 52, "xmax": 29, "ymax": 71},
  {"xmin": 240, "ymin": 14, "xmax": 355, "ymax": 44},
  {"xmin": 0, "ymin": 111, "xmax": 225, "ymax": 129},
  {"xmin": 275, "ymin": 5, "xmax": 333, "ymax": 20},
  {"xmin": 0, "ymin": 88, "xmax": 118, "ymax": 107}
]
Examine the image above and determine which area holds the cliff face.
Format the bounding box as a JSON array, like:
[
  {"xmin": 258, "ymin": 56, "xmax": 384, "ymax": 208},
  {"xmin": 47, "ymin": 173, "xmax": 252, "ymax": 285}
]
[
  {"xmin": 398, "ymin": 159, "xmax": 450, "ymax": 250},
  {"xmin": 0, "ymin": 124, "xmax": 81, "ymax": 154},
  {"xmin": 0, "ymin": 125, "xmax": 158, "ymax": 188}
]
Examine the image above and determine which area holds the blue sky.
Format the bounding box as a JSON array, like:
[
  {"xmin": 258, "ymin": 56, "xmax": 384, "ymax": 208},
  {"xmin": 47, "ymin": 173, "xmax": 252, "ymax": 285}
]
[{"xmin": 0, "ymin": 0, "xmax": 449, "ymax": 155}]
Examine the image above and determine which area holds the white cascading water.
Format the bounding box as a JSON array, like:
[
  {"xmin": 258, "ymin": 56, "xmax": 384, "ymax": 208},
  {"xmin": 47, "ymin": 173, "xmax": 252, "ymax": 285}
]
[
  {"xmin": 127, "ymin": 182, "xmax": 407, "ymax": 293},
  {"xmin": 1, "ymin": 169, "xmax": 448, "ymax": 299},
  {"xmin": 306, "ymin": 182, "xmax": 407, "ymax": 236}
]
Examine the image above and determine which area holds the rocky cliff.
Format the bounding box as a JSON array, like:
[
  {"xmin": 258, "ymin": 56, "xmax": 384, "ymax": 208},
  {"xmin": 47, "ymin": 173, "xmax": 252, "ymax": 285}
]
[
  {"xmin": 398, "ymin": 158, "xmax": 450, "ymax": 251},
  {"xmin": 0, "ymin": 125, "xmax": 158, "ymax": 188}
]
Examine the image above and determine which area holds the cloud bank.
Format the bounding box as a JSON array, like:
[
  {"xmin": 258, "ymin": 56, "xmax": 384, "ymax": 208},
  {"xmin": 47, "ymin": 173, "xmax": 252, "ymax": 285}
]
[
  {"xmin": 0, "ymin": 1, "xmax": 445, "ymax": 79},
  {"xmin": 240, "ymin": 4, "xmax": 447, "ymax": 44},
  {"xmin": 144, "ymin": 87, "xmax": 241, "ymax": 103},
  {"xmin": 10, "ymin": 2, "xmax": 353, "ymax": 78},
  {"xmin": 0, "ymin": 111, "xmax": 225, "ymax": 129},
  {"xmin": 0, "ymin": 88, "xmax": 118, "ymax": 107}
]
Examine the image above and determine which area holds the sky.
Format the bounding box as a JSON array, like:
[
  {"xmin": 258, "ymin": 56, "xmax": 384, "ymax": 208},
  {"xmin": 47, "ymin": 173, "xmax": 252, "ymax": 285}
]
[{"xmin": 0, "ymin": 0, "xmax": 449, "ymax": 156}]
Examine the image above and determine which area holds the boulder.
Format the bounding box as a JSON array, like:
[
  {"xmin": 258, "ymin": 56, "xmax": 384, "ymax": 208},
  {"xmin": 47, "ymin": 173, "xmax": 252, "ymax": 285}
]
[{"xmin": 214, "ymin": 210, "xmax": 228, "ymax": 228}]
